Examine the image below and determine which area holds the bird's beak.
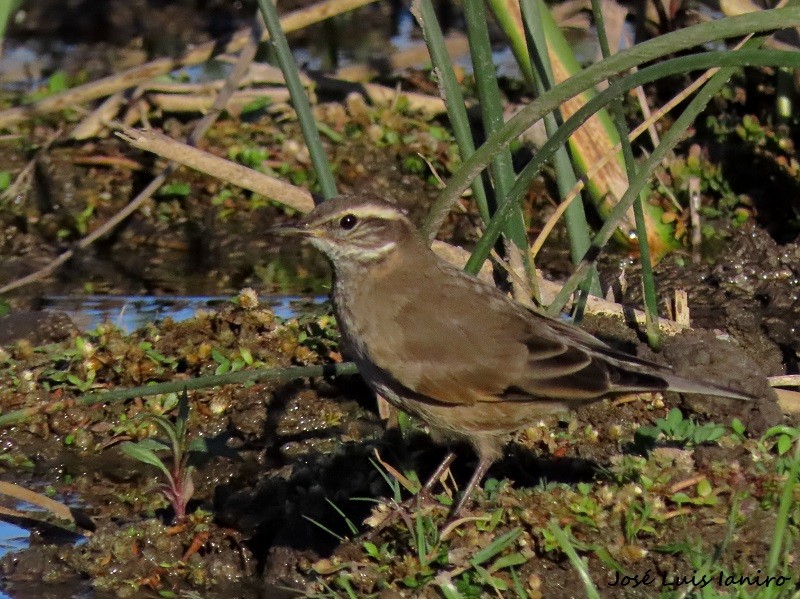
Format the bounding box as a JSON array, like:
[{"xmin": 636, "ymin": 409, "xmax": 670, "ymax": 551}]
[{"xmin": 266, "ymin": 222, "xmax": 319, "ymax": 237}]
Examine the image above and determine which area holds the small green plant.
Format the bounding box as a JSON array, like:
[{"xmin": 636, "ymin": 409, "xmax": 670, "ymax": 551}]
[
  {"xmin": 635, "ymin": 408, "xmax": 726, "ymax": 448},
  {"xmin": 568, "ymin": 483, "xmax": 603, "ymax": 529},
  {"xmin": 759, "ymin": 425, "xmax": 800, "ymax": 475},
  {"xmin": 73, "ymin": 204, "xmax": 95, "ymax": 235},
  {"xmin": 228, "ymin": 145, "xmax": 269, "ymax": 170},
  {"xmin": 119, "ymin": 389, "xmax": 209, "ymax": 521},
  {"xmin": 670, "ymin": 478, "xmax": 719, "ymax": 507},
  {"xmin": 295, "ymin": 313, "xmax": 340, "ymax": 359},
  {"xmin": 210, "ymin": 347, "xmax": 249, "ymax": 374},
  {"xmin": 25, "ymin": 70, "xmax": 71, "ymax": 102},
  {"xmin": 623, "ymin": 499, "xmax": 658, "ymax": 542},
  {"xmin": 139, "ymin": 341, "xmax": 177, "ymax": 368},
  {"xmin": 157, "ymin": 181, "xmax": 191, "ymax": 197},
  {"xmin": 64, "ymin": 370, "xmax": 95, "ymax": 393}
]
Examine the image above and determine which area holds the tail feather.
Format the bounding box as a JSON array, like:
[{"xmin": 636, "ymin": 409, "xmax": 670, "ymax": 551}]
[
  {"xmin": 595, "ymin": 346, "xmax": 757, "ymax": 402},
  {"xmin": 656, "ymin": 372, "xmax": 755, "ymax": 401}
]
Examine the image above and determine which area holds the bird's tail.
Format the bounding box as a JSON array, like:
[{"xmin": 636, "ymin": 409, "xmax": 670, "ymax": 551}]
[{"xmin": 658, "ymin": 372, "xmax": 756, "ymax": 401}]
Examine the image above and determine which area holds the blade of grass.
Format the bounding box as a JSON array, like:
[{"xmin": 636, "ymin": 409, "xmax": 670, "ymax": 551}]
[
  {"xmin": 462, "ymin": 0, "xmax": 533, "ymax": 293},
  {"xmin": 548, "ymin": 521, "xmax": 601, "ymax": 599},
  {"xmin": 462, "ymin": 47, "xmax": 800, "ymax": 277},
  {"xmin": 469, "ymin": 527, "xmax": 522, "ymax": 566},
  {"xmin": 256, "ymin": 0, "xmax": 337, "ymax": 199},
  {"xmin": 422, "ymin": 5, "xmax": 800, "ymax": 242},
  {"xmin": 767, "ymin": 433, "xmax": 800, "ymax": 576},
  {"xmin": 302, "ymin": 514, "xmax": 346, "ymax": 542},
  {"xmin": 325, "ymin": 497, "xmax": 359, "ymax": 537},
  {"xmin": 590, "ymin": 0, "xmax": 661, "ymax": 346},
  {"xmin": 518, "ymin": 0, "xmax": 600, "ymax": 296},
  {"xmin": 412, "ymin": 0, "xmax": 491, "ymax": 224}
]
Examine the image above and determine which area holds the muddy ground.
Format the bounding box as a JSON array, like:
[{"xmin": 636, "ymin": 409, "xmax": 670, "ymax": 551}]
[
  {"xmin": 0, "ymin": 2, "xmax": 799, "ymax": 598},
  {"xmin": 0, "ymin": 237, "xmax": 796, "ymax": 599}
]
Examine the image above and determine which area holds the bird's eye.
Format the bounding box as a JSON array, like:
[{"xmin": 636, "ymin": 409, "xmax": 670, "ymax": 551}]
[{"xmin": 339, "ymin": 214, "xmax": 358, "ymax": 230}]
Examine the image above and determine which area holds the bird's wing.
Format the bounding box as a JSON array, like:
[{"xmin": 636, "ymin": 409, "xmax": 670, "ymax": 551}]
[
  {"xmin": 363, "ymin": 254, "xmax": 751, "ymax": 404},
  {"xmin": 365, "ymin": 259, "xmax": 652, "ymax": 405}
]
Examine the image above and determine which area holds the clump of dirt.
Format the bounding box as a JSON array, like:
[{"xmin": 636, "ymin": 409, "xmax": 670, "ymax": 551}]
[
  {"xmin": 1, "ymin": 515, "xmax": 257, "ymax": 598},
  {"xmin": 622, "ymin": 223, "xmax": 800, "ymax": 377},
  {"xmin": 0, "ymin": 286, "xmax": 794, "ymax": 598}
]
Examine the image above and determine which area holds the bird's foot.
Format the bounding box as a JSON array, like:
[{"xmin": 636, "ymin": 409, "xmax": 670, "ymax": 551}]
[
  {"xmin": 358, "ymin": 488, "xmax": 442, "ymax": 542},
  {"xmin": 354, "ymin": 451, "xmax": 467, "ymax": 542}
]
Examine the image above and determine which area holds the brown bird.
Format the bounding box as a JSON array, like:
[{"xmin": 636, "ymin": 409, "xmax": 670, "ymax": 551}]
[{"xmin": 271, "ymin": 194, "xmax": 754, "ymax": 518}]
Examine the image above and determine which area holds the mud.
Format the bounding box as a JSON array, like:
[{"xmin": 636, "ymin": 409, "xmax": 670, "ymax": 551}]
[{"xmin": 0, "ymin": 5, "xmax": 798, "ymax": 598}]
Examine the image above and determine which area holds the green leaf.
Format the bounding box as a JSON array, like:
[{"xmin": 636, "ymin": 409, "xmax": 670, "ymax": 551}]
[
  {"xmin": 697, "ymin": 425, "xmax": 725, "ymax": 444},
  {"xmin": 470, "ymin": 528, "xmax": 522, "ymax": 566},
  {"xmin": 120, "ymin": 442, "xmax": 171, "ymax": 479},
  {"xmin": 158, "ymin": 182, "xmax": 191, "ymax": 197},
  {"xmin": 363, "ymin": 541, "xmax": 379, "ymax": 559},
  {"xmin": 697, "ymin": 479, "xmax": 713, "ymax": 497},
  {"xmin": 474, "ymin": 564, "xmax": 508, "ymax": 590},
  {"xmin": 488, "ymin": 551, "xmax": 527, "ymax": 573},
  {"xmin": 147, "ymin": 415, "xmax": 179, "ymax": 449},
  {"xmin": 438, "ymin": 581, "xmax": 463, "ymax": 599},
  {"xmin": 666, "ymin": 408, "xmax": 683, "ymax": 429},
  {"xmin": 187, "ymin": 437, "xmax": 210, "ymax": 454},
  {"xmin": 133, "ymin": 437, "xmax": 170, "ymax": 453},
  {"xmin": 671, "ymin": 492, "xmax": 691, "ymax": 505},
  {"xmin": 636, "ymin": 426, "xmax": 660, "ymax": 441},
  {"xmin": 215, "ymin": 360, "xmax": 231, "ymax": 375},
  {"xmin": 240, "ymin": 348, "xmax": 253, "ymax": 365}
]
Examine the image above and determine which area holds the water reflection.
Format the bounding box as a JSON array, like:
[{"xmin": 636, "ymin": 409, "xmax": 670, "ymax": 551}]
[{"xmin": 40, "ymin": 295, "xmax": 327, "ymax": 333}]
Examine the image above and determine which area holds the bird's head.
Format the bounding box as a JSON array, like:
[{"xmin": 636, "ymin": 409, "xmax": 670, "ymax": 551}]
[{"xmin": 269, "ymin": 194, "xmax": 419, "ymax": 266}]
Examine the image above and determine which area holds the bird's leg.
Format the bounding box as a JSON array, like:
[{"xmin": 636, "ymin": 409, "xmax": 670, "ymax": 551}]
[
  {"xmin": 359, "ymin": 451, "xmax": 458, "ymax": 540},
  {"xmin": 419, "ymin": 451, "xmax": 456, "ymax": 496},
  {"xmin": 448, "ymin": 456, "xmax": 494, "ymax": 520}
]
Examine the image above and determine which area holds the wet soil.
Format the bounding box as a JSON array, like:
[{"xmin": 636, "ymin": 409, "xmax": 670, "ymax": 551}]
[
  {"xmin": 0, "ymin": 5, "xmax": 799, "ymax": 598},
  {"xmin": 0, "ymin": 236, "xmax": 795, "ymax": 597}
]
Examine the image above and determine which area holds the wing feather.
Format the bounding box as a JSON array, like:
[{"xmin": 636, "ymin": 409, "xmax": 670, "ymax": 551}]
[{"xmin": 360, "ymin": 251, "xmax": 672, "ymax": 406}]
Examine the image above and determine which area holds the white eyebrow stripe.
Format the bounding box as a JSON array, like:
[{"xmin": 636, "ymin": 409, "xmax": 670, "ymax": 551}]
[{"xmin": 322, "ymin": 206, "xmax": 407, "ymax": 223}]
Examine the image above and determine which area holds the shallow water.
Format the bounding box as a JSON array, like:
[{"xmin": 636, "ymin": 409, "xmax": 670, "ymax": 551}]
[{"xmin": 39, "ymin": 294, "xmax": 327, "ymax": 333}]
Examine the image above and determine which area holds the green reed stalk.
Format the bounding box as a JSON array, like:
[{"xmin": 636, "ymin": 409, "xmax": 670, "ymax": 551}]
[
  {"xmin": 518, "ymin": 0, "xmax": 600, "ymax": 298},
  {"xmin": 257, "ymin": 0, "xmax": 337, "ymax": 199},
  {"xmin": 463, "ymin": 48, "xmax": 800, "ymax": 276},
  {"xmin": 462, "ymin": 0, "xmax": 531, "ymax": 279},
  {"xmin": 547, "ymin": 36, "xmax": 771, "ymax": 314},
  {"xmin": 590, "ymin": 0, "xmax": 660, "ymax": 346},
  {"xmin": 413, "ymin": 0, "xmax": 491, "ymax": 224},
  {"xmin": 422, "ymin": 5, "xmax": 800, "ymax": 243}
]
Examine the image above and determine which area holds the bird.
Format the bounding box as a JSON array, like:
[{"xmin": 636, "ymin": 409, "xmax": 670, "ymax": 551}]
[{"xmin": 270, "ymin": 193, "xmax": 755, "ymax": 519}]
